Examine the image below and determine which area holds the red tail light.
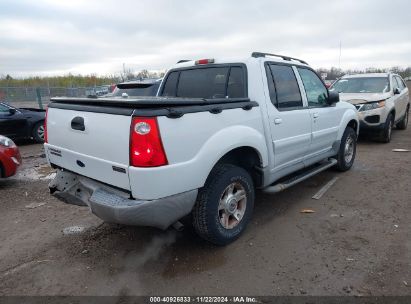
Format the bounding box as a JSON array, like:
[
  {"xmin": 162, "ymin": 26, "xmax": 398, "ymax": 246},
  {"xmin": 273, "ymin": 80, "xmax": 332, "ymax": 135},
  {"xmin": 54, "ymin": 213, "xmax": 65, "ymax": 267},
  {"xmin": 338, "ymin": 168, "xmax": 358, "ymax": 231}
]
[
  {"xmin": 130, "ymin": 117, "xmax": 168, "ymax": 167},
  {"xmin": 44, "ymin": 108, "xmax": 48, "ymax": 143}
]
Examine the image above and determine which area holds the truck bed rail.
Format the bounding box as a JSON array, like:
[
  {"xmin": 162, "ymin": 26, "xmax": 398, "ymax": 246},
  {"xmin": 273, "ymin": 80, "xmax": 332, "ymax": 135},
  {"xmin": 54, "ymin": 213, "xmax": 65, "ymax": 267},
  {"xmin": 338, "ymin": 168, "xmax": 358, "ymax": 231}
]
[{"xmin": 48, "ymin": 97, "xmax": 259, "ymax": 118}]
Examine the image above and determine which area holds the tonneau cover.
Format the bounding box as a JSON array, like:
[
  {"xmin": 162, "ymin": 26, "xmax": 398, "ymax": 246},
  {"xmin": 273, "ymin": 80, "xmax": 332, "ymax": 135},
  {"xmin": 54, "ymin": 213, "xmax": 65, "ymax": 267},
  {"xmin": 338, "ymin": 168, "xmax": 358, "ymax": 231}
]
[{"xmin": 50, "ymin": 96, "xmax": 252, "ymax": 107}]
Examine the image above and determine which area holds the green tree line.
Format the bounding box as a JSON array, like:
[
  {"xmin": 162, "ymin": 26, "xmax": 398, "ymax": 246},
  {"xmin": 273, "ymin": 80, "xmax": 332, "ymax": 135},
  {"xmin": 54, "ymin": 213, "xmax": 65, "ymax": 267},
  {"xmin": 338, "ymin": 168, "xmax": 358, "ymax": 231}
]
[
  {"xmin": 0, "ymin": 69, "xmax": 165, "ymax": 88},
  {"xmin": 1, "ymin": 66, "xmax": 409, "ymax": 88}
]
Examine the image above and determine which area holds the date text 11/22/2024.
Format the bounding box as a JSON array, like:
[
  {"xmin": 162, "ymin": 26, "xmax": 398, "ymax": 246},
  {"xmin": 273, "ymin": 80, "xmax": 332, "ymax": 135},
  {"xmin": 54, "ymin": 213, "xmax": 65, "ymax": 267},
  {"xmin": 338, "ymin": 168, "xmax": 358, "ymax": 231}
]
[{"xmin": 149, "ymin": 296, "xmax": 258, "ymax": 303}]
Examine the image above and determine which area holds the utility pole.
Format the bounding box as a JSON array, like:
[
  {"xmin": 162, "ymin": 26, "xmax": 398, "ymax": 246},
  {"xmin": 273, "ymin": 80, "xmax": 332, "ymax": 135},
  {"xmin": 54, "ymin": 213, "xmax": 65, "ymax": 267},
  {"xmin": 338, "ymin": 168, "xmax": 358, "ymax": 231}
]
[{"xmin": 122, "ymin": 63, "xmax": 126, "ymax": 81}]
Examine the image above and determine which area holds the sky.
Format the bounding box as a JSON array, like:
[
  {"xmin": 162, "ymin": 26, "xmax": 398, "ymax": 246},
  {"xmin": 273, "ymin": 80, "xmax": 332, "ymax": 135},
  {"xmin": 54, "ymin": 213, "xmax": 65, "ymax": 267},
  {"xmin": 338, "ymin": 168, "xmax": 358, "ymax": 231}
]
[{"xmin": 0, "ymin": 0, "xmax": 410, "ymax": 77}]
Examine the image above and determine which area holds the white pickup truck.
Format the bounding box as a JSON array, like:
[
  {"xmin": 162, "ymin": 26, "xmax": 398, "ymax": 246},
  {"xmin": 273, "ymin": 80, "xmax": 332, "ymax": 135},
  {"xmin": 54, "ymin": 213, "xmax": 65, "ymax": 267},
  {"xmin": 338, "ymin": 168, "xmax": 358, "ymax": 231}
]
[{"xmin": 45, "ymin": 53, "xmax": 359, "ymax": 245}]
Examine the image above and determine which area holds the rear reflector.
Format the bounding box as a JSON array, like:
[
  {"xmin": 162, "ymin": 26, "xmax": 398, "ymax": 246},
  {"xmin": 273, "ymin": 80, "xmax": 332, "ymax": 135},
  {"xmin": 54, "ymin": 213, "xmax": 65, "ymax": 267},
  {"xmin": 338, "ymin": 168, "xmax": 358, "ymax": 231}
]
[
  {"xmin": 195, "ymin": 58, "xmax": 215, "ymax": 65},
  {"xmin": 130, "ymin": 117, "xmax": 168, "ymax": 167}
]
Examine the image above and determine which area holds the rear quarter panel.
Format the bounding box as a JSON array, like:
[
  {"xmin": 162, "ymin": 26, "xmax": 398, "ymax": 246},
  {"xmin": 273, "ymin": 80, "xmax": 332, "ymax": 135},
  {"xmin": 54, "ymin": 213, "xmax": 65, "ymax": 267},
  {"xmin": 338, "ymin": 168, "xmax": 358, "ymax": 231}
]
[{"xmin": 129, "ymin": 107, "xmax": 268, "ymax": 200}]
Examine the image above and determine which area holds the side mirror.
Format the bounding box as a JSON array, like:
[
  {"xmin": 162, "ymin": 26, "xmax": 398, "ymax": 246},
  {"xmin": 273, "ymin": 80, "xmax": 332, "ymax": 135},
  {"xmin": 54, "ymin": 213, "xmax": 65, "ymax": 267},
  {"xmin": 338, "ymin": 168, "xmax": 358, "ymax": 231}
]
[
  {"xmin": 394, "ymin": 88, "xmax": 401, "ymax": 95},
  {"xmin": 327, "ymin": 90, "xmax": 340, "ymax": 105},
  {"xmin": 8, "ymin": 108, "xmax": 16, "ymax": 115}
]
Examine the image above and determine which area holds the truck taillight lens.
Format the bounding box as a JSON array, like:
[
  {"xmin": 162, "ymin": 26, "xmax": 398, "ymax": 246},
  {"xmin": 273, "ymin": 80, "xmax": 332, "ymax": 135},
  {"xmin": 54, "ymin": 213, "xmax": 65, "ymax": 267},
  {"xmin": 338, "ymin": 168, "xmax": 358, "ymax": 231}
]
[
  {"xmin": 44, "ymin": 108, "xmax": 48, "ymax": 143},
  {"xmin": 130, "ymin": 117, "xmax": 168, "ymax": 167}
]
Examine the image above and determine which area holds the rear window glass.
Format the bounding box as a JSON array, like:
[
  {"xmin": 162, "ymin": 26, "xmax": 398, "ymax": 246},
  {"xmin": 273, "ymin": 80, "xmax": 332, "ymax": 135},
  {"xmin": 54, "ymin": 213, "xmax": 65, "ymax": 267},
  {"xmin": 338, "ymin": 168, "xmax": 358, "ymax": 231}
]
[
  {"xmin": 161, "ymin": 66, "xmax": 246, "ymax": 99},
  {"xmin": 162, "ymin": 72, "xmax": 179, "ymax": 97},
  {"xmin": 178, "ymin": 67, "xmax": 228, "ymax": 98},
  {"xmin": 227, "ymin": 67, "xmax": 246, "ymax": 98}
]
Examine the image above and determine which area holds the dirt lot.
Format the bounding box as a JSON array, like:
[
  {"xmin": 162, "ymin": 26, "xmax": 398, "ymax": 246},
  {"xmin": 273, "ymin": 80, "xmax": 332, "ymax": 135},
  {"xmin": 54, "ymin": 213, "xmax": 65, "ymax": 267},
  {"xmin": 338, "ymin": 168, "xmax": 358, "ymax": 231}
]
[{"xmin": 0, "ymin": 128, "xmax": 410, "ymax": 296}]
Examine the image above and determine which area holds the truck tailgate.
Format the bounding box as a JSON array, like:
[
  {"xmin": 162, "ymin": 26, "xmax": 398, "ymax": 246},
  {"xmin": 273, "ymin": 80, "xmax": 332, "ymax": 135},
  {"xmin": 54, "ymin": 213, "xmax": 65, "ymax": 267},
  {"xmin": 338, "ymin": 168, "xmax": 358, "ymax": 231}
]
[{"xmin": 45, "ymin": 107, "xmax": 132, "ymax": 191}]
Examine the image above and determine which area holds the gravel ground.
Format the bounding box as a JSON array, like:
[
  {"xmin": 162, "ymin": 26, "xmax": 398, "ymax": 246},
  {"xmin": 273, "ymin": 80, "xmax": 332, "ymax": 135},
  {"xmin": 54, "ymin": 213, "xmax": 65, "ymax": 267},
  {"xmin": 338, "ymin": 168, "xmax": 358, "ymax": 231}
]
[{"xmin": 0, "ymin": 127, "xmax": 410, "ymax": 296}]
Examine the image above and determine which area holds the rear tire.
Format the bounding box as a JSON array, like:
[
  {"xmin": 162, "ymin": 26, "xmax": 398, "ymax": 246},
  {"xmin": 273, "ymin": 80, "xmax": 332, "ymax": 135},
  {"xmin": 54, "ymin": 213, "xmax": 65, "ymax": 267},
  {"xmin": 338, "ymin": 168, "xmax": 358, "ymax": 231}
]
[
  {"xmin": 32, "ymin": 121, "xmax": 45, "ymax": 143},
  {"xmin": 335, "ymin": 127, "xmax": 357, "ymax": 172},
  {"xmin": 379, "ymin": 113, "xmax": 394, "ymax": 143},
  {"xmin": 396, "ymin": 106, "xmax": 409, "ymax": 130},
  {"xmin": 192, "ymin": 163, "xmax": 254, "ymax": 246}
]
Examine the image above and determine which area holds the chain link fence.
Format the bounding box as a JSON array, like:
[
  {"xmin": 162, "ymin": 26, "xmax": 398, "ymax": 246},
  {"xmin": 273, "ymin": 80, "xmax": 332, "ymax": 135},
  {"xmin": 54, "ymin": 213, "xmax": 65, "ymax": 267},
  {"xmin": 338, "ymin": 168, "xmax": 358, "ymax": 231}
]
[{"xmin": 0, "ymin": 86, "xmax": 111, "ymax": 109}]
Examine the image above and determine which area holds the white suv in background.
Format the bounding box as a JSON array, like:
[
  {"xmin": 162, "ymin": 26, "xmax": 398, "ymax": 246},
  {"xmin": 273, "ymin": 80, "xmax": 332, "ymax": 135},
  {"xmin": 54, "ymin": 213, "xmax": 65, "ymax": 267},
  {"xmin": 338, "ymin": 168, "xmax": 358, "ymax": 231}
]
[{"xmin": 331, "ymin": 73, "xmax": 410, "ymax": 142}]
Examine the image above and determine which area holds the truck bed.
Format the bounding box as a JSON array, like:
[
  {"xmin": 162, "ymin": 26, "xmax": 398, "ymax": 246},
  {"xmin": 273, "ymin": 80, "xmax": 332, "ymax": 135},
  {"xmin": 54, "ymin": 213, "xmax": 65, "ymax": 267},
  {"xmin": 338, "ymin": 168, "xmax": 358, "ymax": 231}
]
[{"xmin": 46, "ymin": 96, "xmax": 261, "ymax": 198}]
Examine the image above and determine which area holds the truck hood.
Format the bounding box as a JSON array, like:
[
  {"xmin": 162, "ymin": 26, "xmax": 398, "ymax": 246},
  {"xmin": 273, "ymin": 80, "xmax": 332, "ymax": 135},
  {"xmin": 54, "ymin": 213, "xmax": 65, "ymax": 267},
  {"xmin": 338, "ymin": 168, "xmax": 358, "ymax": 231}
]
[{"xmin": 339, "ymin": 92, "xmax": 392, "ymax": 105}]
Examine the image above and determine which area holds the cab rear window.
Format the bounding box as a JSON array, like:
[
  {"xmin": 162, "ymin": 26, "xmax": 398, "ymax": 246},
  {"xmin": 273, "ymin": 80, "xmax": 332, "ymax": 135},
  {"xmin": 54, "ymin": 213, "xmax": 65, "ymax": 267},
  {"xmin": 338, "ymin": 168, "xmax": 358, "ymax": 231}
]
[{"xmin": 161, "ymin": 66, "xmax": 246, "ymax": 99}]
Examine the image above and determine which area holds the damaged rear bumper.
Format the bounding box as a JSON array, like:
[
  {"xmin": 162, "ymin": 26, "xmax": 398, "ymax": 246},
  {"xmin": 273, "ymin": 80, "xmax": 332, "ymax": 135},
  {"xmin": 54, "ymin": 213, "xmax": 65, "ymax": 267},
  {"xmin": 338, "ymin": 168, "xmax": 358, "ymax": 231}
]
[{"xmin": 49, "ymin": 170, "xmax": 198, "ymax": 230}]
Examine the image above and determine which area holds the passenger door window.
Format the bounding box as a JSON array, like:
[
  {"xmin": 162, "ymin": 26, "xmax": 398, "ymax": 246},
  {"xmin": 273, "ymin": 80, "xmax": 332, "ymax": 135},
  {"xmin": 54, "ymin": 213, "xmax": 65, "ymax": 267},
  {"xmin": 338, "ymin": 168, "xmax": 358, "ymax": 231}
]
[
  {"xmin": 395, "ymin": 76, "xmax": 406, "ymax": 90},
  {"xmin": 297, "ymin": 68, "xmax": 328, "ymax": 107},
  {"xmin": 392, "ymin": 76, "xmax": 400, "ymax": 91},
  {"xmin": 267, "ymin": 64, "xmax": 303, "ymax": 111}
]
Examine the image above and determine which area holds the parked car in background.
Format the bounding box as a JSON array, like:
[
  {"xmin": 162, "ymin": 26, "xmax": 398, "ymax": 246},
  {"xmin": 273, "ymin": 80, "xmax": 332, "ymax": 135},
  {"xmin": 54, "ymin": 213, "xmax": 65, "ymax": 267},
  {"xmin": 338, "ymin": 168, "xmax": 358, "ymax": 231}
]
[
  {"xmin": 0, "ymin": 102, "xmax": 46, "ymax": 143},
  {"xmin": 0, "ymin": 135, "xmax": 21, "ymax": 178},
  {"xmin": 45, "ymin": 52, "xmax": 358, "ymax": 245},
  {"xmin": 94, "ymin": 86, "xmax": 111, "ymax": 96},
  {"xmin": 331, "ymin": 73, "xmax": 410, "ymax": 142},
  {"xmin": 324, "ymin": 80, "xmax": 334, "ymax": 88},
  {"xmin": 108, "ymin": 78, "xmax": 162, "ymax": 98}
]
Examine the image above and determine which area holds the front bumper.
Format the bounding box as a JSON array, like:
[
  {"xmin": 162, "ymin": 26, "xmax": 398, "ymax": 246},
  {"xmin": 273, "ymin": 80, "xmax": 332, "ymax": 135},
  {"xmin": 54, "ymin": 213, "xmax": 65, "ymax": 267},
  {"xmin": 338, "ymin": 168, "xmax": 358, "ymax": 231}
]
[
  {"xmin": 357, "ymin": 108, "xmax": 386, "ymax": 132},
  {"xmin": 49, "ymin": 170, "xmax": 198, "ymax": 230},
  {"xmin": 359, "ymin": 121, "xmax": 385, "ymax": 132}
]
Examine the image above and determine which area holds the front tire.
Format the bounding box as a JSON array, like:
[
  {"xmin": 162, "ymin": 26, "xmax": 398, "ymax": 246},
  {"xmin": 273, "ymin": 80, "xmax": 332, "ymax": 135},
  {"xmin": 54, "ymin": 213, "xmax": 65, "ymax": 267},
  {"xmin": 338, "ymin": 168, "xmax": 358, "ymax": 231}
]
[
  {"xmin": 192, "ymin": 163, "xmax": 255, "ymax": 246},
  {"xmin": 379, "ymin": 113, "xmax": 394, "ymax": 143},
  {"xmin": 32, "ymin": 121, "xmax": 45, "ymax": 143},
  {"xmin": 396, "ymin": 106, "xmax": 409, "ymax": 130},
  {"xmin": 335, "ymin": 127, "xmax": 357, "ymax": 172}
]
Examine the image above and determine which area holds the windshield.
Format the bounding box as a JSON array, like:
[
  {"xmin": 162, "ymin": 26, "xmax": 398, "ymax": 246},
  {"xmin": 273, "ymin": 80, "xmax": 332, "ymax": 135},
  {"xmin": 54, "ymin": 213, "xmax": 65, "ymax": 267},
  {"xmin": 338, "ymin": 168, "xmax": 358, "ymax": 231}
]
[
  {"xmin": 111, "ymin": 83, "xmax": 160, "ymax": 97},
  {"xmin": 331, "ymin": 77, "xmax": 390, "ymax": 93}
]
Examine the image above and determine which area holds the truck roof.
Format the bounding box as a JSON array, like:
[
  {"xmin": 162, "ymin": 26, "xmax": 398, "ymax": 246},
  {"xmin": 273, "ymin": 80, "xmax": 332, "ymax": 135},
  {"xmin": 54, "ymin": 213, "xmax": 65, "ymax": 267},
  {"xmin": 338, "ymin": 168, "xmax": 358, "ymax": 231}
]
[{"xmin": 172, "ymin": 52, "xmax": 309, "ymax": 69}]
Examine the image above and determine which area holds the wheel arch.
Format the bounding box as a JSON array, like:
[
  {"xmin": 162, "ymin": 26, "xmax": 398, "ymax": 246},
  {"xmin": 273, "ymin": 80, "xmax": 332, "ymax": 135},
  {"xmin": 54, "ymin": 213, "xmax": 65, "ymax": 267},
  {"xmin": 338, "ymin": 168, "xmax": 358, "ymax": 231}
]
[
  {"xmin": 347, "ymin": 119, "xmax": 359, "ymax": 135},
  {"xmin": 214, "ymin": 146, "xmax": 264, "ymax": 187},
  {"xmin": 337, "ymin": 109, "xmax": 359, "ymax": 139},
  {"xmin": 389, "ymin": 108, "xmax": 396, "ymax": 120},
  {"xmin": 190, "ymin": 125, "xmax": 268, "ymax": 190}
]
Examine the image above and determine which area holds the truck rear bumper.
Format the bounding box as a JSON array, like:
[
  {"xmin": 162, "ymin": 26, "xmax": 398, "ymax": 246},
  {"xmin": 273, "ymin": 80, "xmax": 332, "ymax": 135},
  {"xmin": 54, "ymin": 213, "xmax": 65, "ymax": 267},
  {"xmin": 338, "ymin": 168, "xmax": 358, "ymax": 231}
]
[{"xmin": 49, "ymin": 170, "xmax": 198, "ymax": 230}]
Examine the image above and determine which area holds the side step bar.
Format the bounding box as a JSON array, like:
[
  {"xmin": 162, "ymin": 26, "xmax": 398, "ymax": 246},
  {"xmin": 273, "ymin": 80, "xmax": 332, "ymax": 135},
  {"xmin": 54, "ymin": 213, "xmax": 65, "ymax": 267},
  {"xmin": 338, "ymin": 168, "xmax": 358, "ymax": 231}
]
[{"xmin": 263, "ymin": 159, "xmax": 337, "ymax": 193}]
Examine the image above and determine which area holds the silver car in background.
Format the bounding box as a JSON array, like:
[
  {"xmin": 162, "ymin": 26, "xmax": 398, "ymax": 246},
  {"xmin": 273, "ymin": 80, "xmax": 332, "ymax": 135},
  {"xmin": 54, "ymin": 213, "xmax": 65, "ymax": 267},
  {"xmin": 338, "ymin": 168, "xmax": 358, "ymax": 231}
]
[{"xmin": 331, "ymin": 73, "xmax": 409, "ymax": 142}]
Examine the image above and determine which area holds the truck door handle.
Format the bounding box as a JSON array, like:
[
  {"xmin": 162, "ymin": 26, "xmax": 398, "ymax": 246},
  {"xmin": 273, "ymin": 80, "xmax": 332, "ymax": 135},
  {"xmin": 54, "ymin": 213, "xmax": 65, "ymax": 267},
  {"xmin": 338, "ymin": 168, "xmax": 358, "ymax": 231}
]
[
  {"xmin": 274, "ymin": 118, "xmax": 282, "ymax": 125},
  {"xmin": 71, "ymin": 116, "xmax": 85, "ymax": 131},
  {"xmin": 313, "ymin": 113, "xmax": 319, "ymax": 118}
]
